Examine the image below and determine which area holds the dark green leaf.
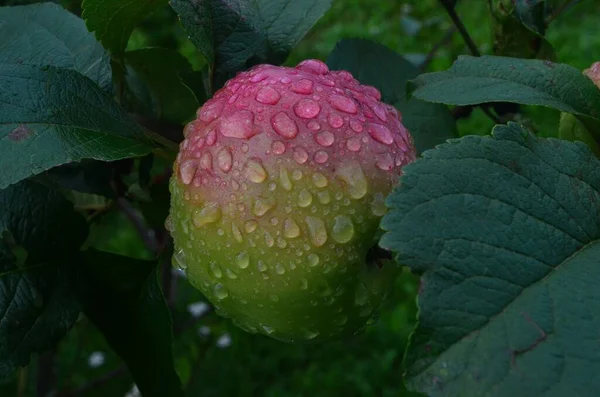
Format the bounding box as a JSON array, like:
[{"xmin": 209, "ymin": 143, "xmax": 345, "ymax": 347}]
[
  {"xmin": 79, "ymin": 249, "xmax": 183, "ymax": 397},
  {"xmin": 170, "ymin": 0, "xmax": 332, "ymax": 91},
  {"xmin": 0, "ymin": 180, "xmax": 88, "ymax": 379},
  {"xmin": 409, "ymin": 55, "xmax": 600, "ymax": 134},
  {"xmin": 82, "ymin": 0, "xmax": 169, "ymax": 55},
  {"xmin": 41, "ymin": 160, "xmax": 116, "ymax": 198},
  {"xmin": 0, "ymin": 64, "xmax": 153, "ymax": 189},
  {"xmin": 327, "ymin": 39, "xmax": 458, "ymax": 154},
  {"xmin": 125, "ymin": 48, "xmax": 199, "ymax": 124},
  {"xmin": 381, "ymin": 122, "xmax": 600, "ymax": 396},
  {"xmin": 0, "ymin": 3, "xmax": 112, "ymax": 91}
]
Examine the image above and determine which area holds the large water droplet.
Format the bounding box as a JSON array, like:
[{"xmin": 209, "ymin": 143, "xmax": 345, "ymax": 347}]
[
  {"xmin": 179, "ymin": 160, "xmax": 197, "ymax": 185},
  {"xmin": 206, "ymin": 129, "xmax": 217, "ymax": 146},
  {"xmin": 213, "ymin": 283, "xmax": 229, "ymax": 300},
  {"xmin": 236, "ymin": 252, "xmax": 250, "ymax": 269},
  {"xmin": 220, "ymin": 110, "xmax": 258, "ymax": 139},
  {"xmin": 291, "ymin": 79, "xmax": 314, "ymax": 94},
  {"xmin": 300, "ymin": 278, "xmax": 309, "ymax": 290},
  {"xmin": 315, "ymin": 130, "xmax": 334, "ymax": 147},
  {"xmin": 255, "ymin": 86, "xmax": 281, "ymax": 105},
  {"xmin": 335, "ymin": 161, "xmax": 368, "ymax": 199},
  {"xmin": 257, "ymin": 260, "xmax": 268, "ymax": 272},
  {"xmin": 369, "ymin": 102, "xmax": 387, "ymax": 121},
  {"xmin": 244, "ymin": 158, "xmax": 267, "ymax": 184},
  {"xmin": 292, "ymin": 170, "xmax": 302, "ymax": 180},
  {"xmin": 307, "ymin": 120, "xmax": 321, "ymax": 131},
  {"xmin": 264, "ymin": 231, "xmax": 275, "ymax": 247},
  {"xmin": 375, "ymin": 153, "xmax": 394, "ymax": 171},
  {"xmin": 332, "ymin": 215, "xmax": 354, "ymax": 243},
  {"xmin": 244, "ymin": 220, "xmax": 258, "ymax": 233},
  {"xmin": 199, "ymin": 151, "xmax": 213, "ymax": 170},
  {"xmin": 371, "ymin": 192, "xmax": 388, "ymax": 216},
  {"xmin": 307, "ymin": 253, "xmax": 320, "ymax": 267},
  {"xmin": 346, "ymin": 137, "xmax": 362, "ymax": 152},
  {"xmin": 271, "ymin": 141, "xmax": 286, "ymax": 155},
  {"xmin": 275, "ymin": 263, "xmax": 286, "ymax": 275},
  {"xmin": 317, "ymin": 190, "xmax": 331, "ymax": 204},
  {"xmin": 199, "ymin": 101, "xmax": 224, "ymax": 123},
  {"xmin": 305, "ymin": 216, "xmax": 327, "ymax": 247},
  {"xmin": 192, "ymin": 202, "xmax": 222, "ymax": 227},
  {"xmin": 293, "ymin": 146, "xmax": 309, "ymax": 164},
  {"xmin": 296, "ymin": 59, "xmax": 329, "ymax": 75},
  {"xmin": 210, "ymin": 261, "xmax": 223, "ymax": 278},
  {"xmin": 367, "ymin": 123, "xmax": 394, "ymax": 145},
  {"xmin": 231, "ymin": 222, "xmax": 243, "ymax": 242},
  {"xmin": 363, "ymin": 85, "xmax": 382, "ymax": 100},
  {"xmin": 271, "ymin": 112, "xmax": 298, "ymax": 139},
  {"xmin": 253, "ymin": 196, "xmax": 275, "ymax": 216},
  {"xmin": 173, "ymin": 248, "xmax": 187, "ymax": 270},
  {"xmin": 297, "ymin": 190, "xmax": 313, "ymax": 207},
  {"xmin": 283, "ymin": 218, "xmax": 301, "ymax": 238},
  {"xmin": 250, "ymin": 72, "xmax": 268, "ymax": 83},
  {"xmin": 314, "ymin": 150, "xmax": 329, "ymax": 164},
  {"xmin": 330, "ymin": 94, "xmax": 358, "ymax": 114},
  {"xmin": 226, "ymin": 268, "xmax": 238, "ymax": 279},
  {"xmin": 327, "ymin": 113, "xmax": 344, "ymax": 128},
  {"xmin": 312, "ymin": 172, "xmax": 328, "ymax": 188},
  {"xmin": 216, "ymin": 147, "xmax": 233, "ymax": 172},
  {"xmin": 279, "ymin": 168, "xmax": 293, "ymax": 191},
  {"xmin": 294, "ymin": 99, "xmax": 321, "ymax": 119}
]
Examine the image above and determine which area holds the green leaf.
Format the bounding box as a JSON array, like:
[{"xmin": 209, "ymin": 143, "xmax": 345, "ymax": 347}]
[
  {"xmin": 170, "ymin": 0, "xmax": 332, "ymax": 91},
  {"xmin": 0, "ymin": 3, "xmax": 112, "ymax": 91},
  {"xmin": 82, "ymin": 0, "xmax": 169, "ymax": 55},
  {"xmin": 125, "ymin": 48, "xmax": 199, "ymax": 124},
  {"xmin": 381, "ymin": 122, "xmax": 600, "ymax": 397},
  {"xmin": 327, "ymin": 39, "xmax": 458, "ymax": 154},
  {"xmin": 79, "ymin": 249, "xmax": 183, "ymax": 397},
  {"xmin": 0, "ymin": 180, "xmax": 88, "ymax": 379},
  {"xmin": 41, "ymin": 160, "xmax": 116, "ymax": 198},
  {"xmin": 0, "ymin": 64, "xmax": 153, "ymax": 189},
  {"xmin": 409, "ymin": 55, "xmax": 600, "ymax": 133}
]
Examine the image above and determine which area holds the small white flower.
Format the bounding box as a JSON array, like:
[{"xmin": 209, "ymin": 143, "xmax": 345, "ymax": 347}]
[
  {"xmin": 88, "ymin": 351, "xmax": 105, "ymax": 368},
  {"xmin": 187, "ymin": 301, "xmax": 210, "ymax": 318},
  {"xmin": 216, "ymin": 333, "xmax": 232, "ymax": 348}
]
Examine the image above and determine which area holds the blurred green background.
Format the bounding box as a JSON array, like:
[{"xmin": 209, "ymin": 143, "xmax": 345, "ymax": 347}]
[{"xmin": 3, "ymin": 0, "xmax": 600, "ymax": 396}]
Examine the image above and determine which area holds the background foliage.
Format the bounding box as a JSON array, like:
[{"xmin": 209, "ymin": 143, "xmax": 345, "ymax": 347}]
[{"xmin": 1, "ymin": 0, "xmax": 600, "ymax": 396}]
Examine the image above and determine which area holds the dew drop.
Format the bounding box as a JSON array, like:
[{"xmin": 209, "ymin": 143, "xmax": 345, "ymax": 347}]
[
  {"xmin": 192, "ymin": 202, "xmax": 221, "ymax": 227},
  {"xmin": 334, "ymin": 315, "xmax": 348, "ymax": 326},
  {"xmin": 305, "ymin": 216, "xmax": 327, "ymax": 247},
  {"xmin": 303, "ymin": 329, "xmax": 320, "ymax": 340},
  {"xmin": 250, "ymin": 72, "xmax": 268, "ymax": 83},
  {"xmin": 255, "ymin": 86, "xmax": 281, "ymax": 105},
  {"xmin": 369, "ymin": 102, "xmax": 387, "ymax": 121},
  {"xmin": 349, "ymin": 119, "xmax": 363, "ymax": 133},
  {"xmin": 236, "ymin": 252, "xmax": 250, "ymax": 269},
  {"xmin": 271, "ymin": 112, "xmax": 299, "ymax": 139},
  {"xmin": 307, "ymin": 120, "xmax": 321, "ymax": 131},
  {"xmin": 296, "ymin": 59, "xmax": 329, "ymax": 75},
  {"xmin": 346, "ymin": 137, "xmax": 362, "ymax": 152},
  {"xmin": 332, "ymin": 215, "xmax": 354, "ymax": 243},
  {"xmin": 244, "ymin": 220, "xmax": 258, "ymax": 233},
  {"xmin": 307, "ymin": 253, "xmax": 320, "ymax": 267},
  {"xmin": 363, "ymin": 85, "xmax": 382, "ymax": 100},
  {"xmin": 210, "ymin": 261, "xmax": 223, "ymax": 278},
  {"xmin": 375, "ymin": 153, "xmax": 394, "ymax": 171},
  {"xmin": 279, "ymin": 168, "xmax": 293, "ymax": 191},
  {"xmin": 329, "ymin": 94, "xmax": 358, "ymax": 114},
  {"xmin": 213, "ymin": 283, "xmax": 229, "ymax": 300},
  {"xmin": 199, "ymin": 151, "xmax": 213, "ymax": 170},
  {"xmin": 354, "ymin": 283, "xmax": 369, "ymax": 306},
  {"xmin": 367, "ymin": 123, "xmax": 394, "ymax": 145},
  {"xmin": 300, "ymin": 278, "xmax": 309, "ymax": 290},
  {"xmin": 314, "ymin": 150, "xmax": 329, "ymax": 164},
  {"xmin": 179, "ymin": 160, "xmax": 197, "ymax": 185},
  {"xmin": 216, "ymin": 147, "xmax": 233, "ymax": 172},
  {"xmin": 257, "ymin": 260, "xmax": 268, "ymax": 272},
  {"xmin": 275, "ymin": 263, "xmax": 286, "ymax": 275},
  {"xmin": 371, "ymin": 192, "xmax": 388, "ymax": 216},
  {"xmin": 231, "ymin": 222, "xmax": 243, "ymax": 242},
  {"xmin": 276, "ymin": 237, "xmax": 287, "ymax": 248},
  {"xmin": 226, "ymin": 268, "xmax": 238, "ymax": 279},
  {"xmin": 291, "ymin": 79, "xmax": 314, "ymax": 94},
  {"xmin": 283, "ymin": 218, "xmax": 301, "ymax": 238},
  {"xmin": 317, "ymin": 190, "xmax": 331, "ymax": 204},
  {"xmin": 297, "ymin": 190, "xmax": 313, "ymax": 207},
  {"xmin": 206, "ymin": 129, "xmax": 217, "ymax": 146},
  {"xmin": 264, "ymin": 231, "xmax": 275, "ymax": 247},
  {"xmin": 335, "ymin": 161, "xmax": 368, "ymax": 199},
  {"xmin": 315, "ymin": 130, "xmax": 334, "ymax": 147},
  {"xmin": 292, "ymin": 170, "xmax": 303, "ymax": 180},
  {"xmin": 312, "ymin": 172, "xmax": 328, "ymax": 188},
  {"xmin": 173, "ymin": 248, "xmax": 187, "ymax": 270},
  {"xmin": 281, "ymin": 76, "xmax": 292, "ymax": 84},
  {"xmin": 164, "ymin": 215, "xmax": 173, "ymax": 232},
  {"xmin": 293, "ymin": 147, "xmax": 309, "ymax": 164},
  {"xmin": 219, "ymin": 110, "xmax": 258, "ymax": 139},
  {"xmin": 327, "ymin": 113, "xmax": 344, "ymax": 128},
  {"xmin": 294, "ymin": 99, "xmax": 321, "ymax": 119},
  {"xmin": 271, "ymin": 141, "xmax": 286, "ymax": 155},
  {"xmin": 244, "ymin": 158, "xmax": 268, "ymax": 183},
  {"xmin": 253, "ymin": 196, "xmax": 276, "ymax": 216},
  {"xmin": 270, "ymin": 294, "xmax": 280, "ymax": 302},
  {"xmin": 199, "ymin": 101, "xmax": 224, "ymax": 123}
]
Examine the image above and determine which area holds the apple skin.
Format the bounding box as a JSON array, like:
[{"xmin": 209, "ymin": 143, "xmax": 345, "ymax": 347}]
[{"xmin": 167, "ymin": 59, "xmax": 416, "ymax": 342}]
